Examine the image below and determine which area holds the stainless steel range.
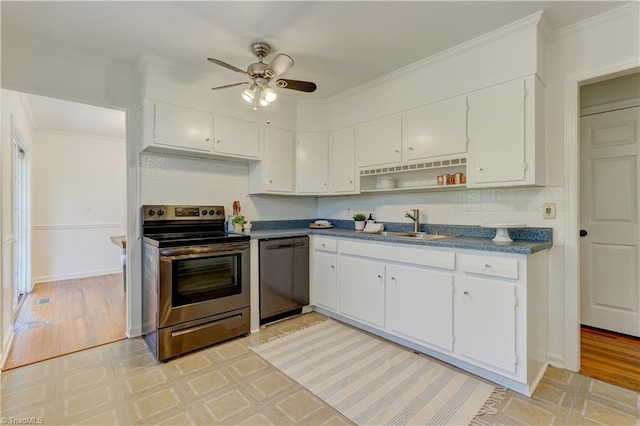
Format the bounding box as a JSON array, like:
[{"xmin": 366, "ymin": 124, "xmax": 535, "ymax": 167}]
[{"xmin": 142, "ymin": 205, "xmax": 250, "ymax": 361}]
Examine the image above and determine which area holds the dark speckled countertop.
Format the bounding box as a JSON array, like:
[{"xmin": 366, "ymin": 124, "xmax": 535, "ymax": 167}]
[{"xmin": 243, "ymin": 219, "xmax": 552, "ymax": 255}]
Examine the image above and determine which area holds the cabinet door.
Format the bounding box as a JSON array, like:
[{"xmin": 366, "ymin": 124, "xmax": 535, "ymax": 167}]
[
  {"xmin": 467, "ymin": 79, "xmax": 526, "ymax": 185},
  {"xmin": 454, "ymin": 276, "xmax": 517, "ymax": 373},
  {"xmin": 339, "ymin": 255, "xmax": 385, "ymax": 327},
  {"xmin": 214, "ymin": 115, "xmax": 260, "ymax": 158},
  {"xmin": 313, "ymin": 251, "xmax": 337, "ymax": 311},
  {"xmin": 154, "ymin": 103, "xmax": 213, "ymax": 152},
  {"xmin": 330, "ymin": 127, "xmax": 356, "ymax": 193},
  {"xmin": 386, "ymin": 264, "xmax": 453, "ymax": 351},
  {"xmin": 403, "ymin": 96, "xmax": 467, "ymax": 161},
  {"xmin": 356, "ymin": 115, "xmax": 402, "ymax": 167},
  {"xmin": 264, "ymin": 127, "xmax": 294, "ymax": 193},
  {"xmin": 297, "ymin": 133, "xmax": 329, "ymax": 194}
]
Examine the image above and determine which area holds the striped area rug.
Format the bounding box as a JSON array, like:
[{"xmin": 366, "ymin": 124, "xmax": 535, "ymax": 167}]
[{"xmin": 252, "ymin": 319, "xmax": 498, "ymax": 425}]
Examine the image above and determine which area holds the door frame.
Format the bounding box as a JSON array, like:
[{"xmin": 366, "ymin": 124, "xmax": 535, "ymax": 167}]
[{"xmin": 563, "ymin": 57, "xmax": 640, "ymax": 372}]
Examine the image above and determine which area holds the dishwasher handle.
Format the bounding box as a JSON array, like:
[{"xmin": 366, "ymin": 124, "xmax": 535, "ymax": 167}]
[{"xmin": 266, "ymin": 241, "xmax": 306, "ymax": 250}]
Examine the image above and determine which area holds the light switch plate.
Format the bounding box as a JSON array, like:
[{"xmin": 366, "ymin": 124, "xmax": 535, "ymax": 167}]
[{"xmin": 543, "ymin": 202, "xmax": 556, "ymax": 219}]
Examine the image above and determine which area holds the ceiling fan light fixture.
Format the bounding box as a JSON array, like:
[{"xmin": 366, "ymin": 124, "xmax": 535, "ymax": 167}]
[
  {"xmin": 263, "ymin": 86, "xmax": 277, "ymax": 103},
  {"xmin": 241, "ymin": 84, "xmax": 257, "ymax": 103}
]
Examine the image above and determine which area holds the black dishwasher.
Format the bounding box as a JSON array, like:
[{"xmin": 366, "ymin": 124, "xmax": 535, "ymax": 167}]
[{"xmin": 259, "ymin": 236, "xmax": 309, "ymax": 324}]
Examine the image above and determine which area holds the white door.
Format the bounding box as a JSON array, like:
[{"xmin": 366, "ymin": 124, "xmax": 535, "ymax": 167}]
[
  {"xmin": 312, "ymin": 251, "xmax": 337, "ymax": 311},
  {"xmin": 355, "ymin": 115, "xmax": 402, "ymax": 167},
  {"xmin": 580, "ymin": 106, "xmax": 639, "ymax": 337},
  {"xmin": 154, "ymin": 103, "xmax": 214, "ymax": 152},
  {"xmin": 12, "ymin": 132, "xmax": 29, "ymax": 309},
  {"xmin": 339, "ymin": 255, "xmax": 385, "ymax": 327},
  {"xmin": 214, "ymin": 115, "xmax": 260, "ymax": 158}
]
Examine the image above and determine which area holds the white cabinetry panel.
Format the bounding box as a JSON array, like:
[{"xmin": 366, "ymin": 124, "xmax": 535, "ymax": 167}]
[
  {"xmin": 330, "ymin": 127, "xmax": 357, "ymax": 193},
  {"xmin": 356, "ymin": 115, "xmax": 402, "ymax": 167},
  {"xmin": 214, "ymin": 115, "xmax": 260, "ymax": 159},
  {"xmin": 386, "ymin": 264, "xmax": 454, "ymax": 351},
  {"xmin": 153, "ymin": 102, "xmax": 214, "ymax": 152},
  {"xmin": 403, "ymin": 96, "xmax": 468, "ymax": 161},
  {"xmin": 339, "ymin": 255, "xmax": 385, "ymax": 327},
  {"xmin": 297, "ymin": 133, "xmax": 329, "ymax": 194},
  {"xmin": 454, "ymin": 276, "xmax": 517, "ymax": 373},
  {"xmin": 313, "ymin": 251, "xmax": 338, "ymax": 311}
]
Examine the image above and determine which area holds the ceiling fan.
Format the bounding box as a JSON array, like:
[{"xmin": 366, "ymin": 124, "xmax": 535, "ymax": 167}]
[{"xmin": 208, "ymin": 41, "xmax": 317, "ymax": 109}]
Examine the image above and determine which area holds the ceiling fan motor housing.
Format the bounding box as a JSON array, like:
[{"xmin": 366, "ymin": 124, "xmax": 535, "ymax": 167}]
[{"xmin": 250, "ymin": 42, "xmax": 271, "ymax": 59}]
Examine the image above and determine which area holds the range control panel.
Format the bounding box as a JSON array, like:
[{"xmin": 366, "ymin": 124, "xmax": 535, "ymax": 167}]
[{"xmin": 143, "ymin": 205, "xmax": 226, "ymax": 221}]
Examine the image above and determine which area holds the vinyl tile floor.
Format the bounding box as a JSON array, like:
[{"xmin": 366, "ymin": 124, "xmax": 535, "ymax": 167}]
[{"xmin": 1, "ymin": 312, "xmax": 638, "ymax": 425}]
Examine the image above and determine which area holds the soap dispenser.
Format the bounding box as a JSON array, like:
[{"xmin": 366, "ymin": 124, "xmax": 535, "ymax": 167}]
[{"xmin": 366, "ymin": 214, "xmax": 375, "ymax": 224}]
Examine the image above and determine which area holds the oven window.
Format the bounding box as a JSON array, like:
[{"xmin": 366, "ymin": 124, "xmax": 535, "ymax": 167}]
[{"xmin": 172, "ymin": 254, "xmax": 241, "ymax": 306}]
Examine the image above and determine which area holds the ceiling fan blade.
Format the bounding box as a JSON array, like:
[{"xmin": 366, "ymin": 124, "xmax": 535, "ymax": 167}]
[
  {"xmin": 211, "ymin": 82, "xmax": 249, "ymax": 90},
  {"xmin": 275, "ymin": 79, "xmax": 317, "ymax": 93},
  {"xmin": 207, "ymin": 58, "xmax": 248, "ymax": 75},
  {"xmin": 265, "ymin": 54, "xmax": 294, "ymax": 78}
]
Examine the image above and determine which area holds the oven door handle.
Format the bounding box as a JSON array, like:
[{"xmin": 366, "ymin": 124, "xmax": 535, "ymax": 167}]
[{"xmin": 159, "ymin": 244, "xmax": 248, "ymax": 259}]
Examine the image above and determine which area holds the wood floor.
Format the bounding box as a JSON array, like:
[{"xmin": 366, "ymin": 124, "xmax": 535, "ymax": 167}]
[
  {"xmin": 2, "ymin": 273, "xmax": 126, "ymax": 370},
  {"xmin": 580, "ymin": 325, "xmax": 640, "ymax": 391}
]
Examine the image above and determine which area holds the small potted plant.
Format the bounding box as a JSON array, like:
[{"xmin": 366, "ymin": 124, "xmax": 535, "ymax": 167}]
[
  {"xmin": 231, "ymin": 215, "xmax": 245, "ymax": 233},
  {"xmin": 352, "ymin": 213, "xmax": 367, "ymax": 231}
]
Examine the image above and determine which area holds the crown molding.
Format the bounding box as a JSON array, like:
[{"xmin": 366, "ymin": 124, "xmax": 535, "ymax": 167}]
[
  {"xmin": 18, "ymin": 93, "xmax": 38, "ymax": 129},
  {"xmin": 551, "ymin": 2, "xmax": 639, "ymax": 40},
  {"xmin": 327, "ymin": 11, "xmax": 544, "ymax": 104}
]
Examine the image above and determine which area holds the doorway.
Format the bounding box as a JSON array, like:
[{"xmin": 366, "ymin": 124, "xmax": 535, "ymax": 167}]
[
  {"xmin": 577, "ymin": 72, "xmax": 640, "ymax": 390},
  {"xmin": 11, "ymin": 118, "xmax": 29, "ymax": 315},
  {"xmin": 2, "ymin": 92, "xmax": 128, "ymax": 370}
]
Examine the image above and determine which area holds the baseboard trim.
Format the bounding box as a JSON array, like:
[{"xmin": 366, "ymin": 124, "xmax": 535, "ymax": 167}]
[
  {"xmin": 33, "ymin": 268, "xmax": 122, "ymax": 285},
  {"xmin": 1, "ymin": 330, "xmax": 16, "ymax": 370},
  {"xmin": 127, "ymin": 325, "xmax": 143, "ymax": 338},
  {"xmin": 548, "ymin": 353, "xmax": 565, "ymax": 369}
]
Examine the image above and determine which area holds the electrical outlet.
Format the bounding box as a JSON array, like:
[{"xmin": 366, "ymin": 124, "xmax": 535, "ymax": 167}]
[
  {"xmin": 347, "ymin": 207, "xmax": 351, "ymax": 215},
  {"xmin": 543, "ymin": 202, "xmax": 556, "ymax": 219}
]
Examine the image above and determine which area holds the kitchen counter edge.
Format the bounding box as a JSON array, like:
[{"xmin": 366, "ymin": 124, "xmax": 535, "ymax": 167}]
[{"xmin": 245, "ymin": 228, "xmax": 551, "ymax": 254}]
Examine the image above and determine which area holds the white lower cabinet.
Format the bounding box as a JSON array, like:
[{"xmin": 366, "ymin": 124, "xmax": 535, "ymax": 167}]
[
  {"xmin": 386, "ymin": 264, "xmax": 454, "ymax": 351},
  {"xmin": 313, "ymin": 251, "xmax": 338, "ymax": 311},
  {"xmin": 338, "ymin": 255, "xmax": 386, "ymax": 327},
  {"xmin": 454, "ymin": 276, "xmax": 517, "ymax": 373},
  {"xmin": 310, "ymin": 236, "xmax": 548, "ymax": 396}
]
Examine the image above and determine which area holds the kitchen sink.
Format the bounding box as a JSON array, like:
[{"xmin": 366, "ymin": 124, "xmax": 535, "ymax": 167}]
[{"xmin": 379, "ymin": 231, "xmax": 453, "ymax": 240}]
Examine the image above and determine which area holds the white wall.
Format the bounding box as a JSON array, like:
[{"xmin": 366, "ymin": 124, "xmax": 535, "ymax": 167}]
[
  {"xmin": 31, "ymin": 129, "xmax": 126, "ymax": 283},
  {"xmin": 0, "ymin": 89, "xmax": 35, "ymax": 361},
  {"xmin": 581, "ymin": 71, "xmax": 640, "ymax": 108},
  {"xmin": 544, "ymin": 3, "xmax": 639, "ymax": 369},
  {"xmin": 141, "ymin": 152, "xmax": 317, "ymax": 220}
]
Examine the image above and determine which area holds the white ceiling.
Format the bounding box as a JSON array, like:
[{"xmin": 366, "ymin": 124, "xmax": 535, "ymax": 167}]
[{"xmin": 2, "ymin": 1, "xmax": 631, "ymax": 137}]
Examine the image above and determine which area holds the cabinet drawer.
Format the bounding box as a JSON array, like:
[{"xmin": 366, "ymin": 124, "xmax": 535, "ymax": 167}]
[
  {"xmin": 458, "ymin": 254, "xmax": 518, "ymax": 279},
  {"xmin": 340, "ymin": 239, "xmax": 455, "ymax": 270},
  {"xmin": 314, "ymin": 237, "xmax": 337, "ymax": 253}
]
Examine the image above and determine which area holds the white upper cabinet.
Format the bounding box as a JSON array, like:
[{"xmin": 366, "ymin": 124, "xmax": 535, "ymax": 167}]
[
  {"xmin": 248, "ymin": 126, "xmax": 294, "ymax": 194},
  {"xmin": 356, "ymin": 115, "xmax": 402, "ymax": 167},
  {"xmin": 403, "ymin": 95, "xmax": 468, "ymax": 161},
  {"xmin": 146, "ymin": 101, "xmax": 214, "ymax": 153},
  {"xmin": 466, "ymin": 75, "xmax": 544, "ymax": 188},
  {"xmin": 330, "ymin": 127, "xmax": 357, "ymax": 194},
  {"xmin": 297, "ymin": 132, "xmax": 329, "ymax": 194},
  {"xmin": 213, "ymin": 115, "xmax": 260, "ymax": 159}
]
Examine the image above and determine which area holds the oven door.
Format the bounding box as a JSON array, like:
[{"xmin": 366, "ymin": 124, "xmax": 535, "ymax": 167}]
[{"xmin": 158, "ymin": 242, "xmax": 250, "ymax": 328}]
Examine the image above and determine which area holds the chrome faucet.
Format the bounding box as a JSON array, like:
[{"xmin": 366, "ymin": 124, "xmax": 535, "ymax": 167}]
[{"xmin": 404, "ymin": 209, "xmax": 420, "ymax": 233}]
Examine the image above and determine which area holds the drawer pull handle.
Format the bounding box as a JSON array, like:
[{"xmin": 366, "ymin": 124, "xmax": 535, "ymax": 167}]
[{"xmin": 463, "ymin": 291, "xmax": 469, "ymax": 295}]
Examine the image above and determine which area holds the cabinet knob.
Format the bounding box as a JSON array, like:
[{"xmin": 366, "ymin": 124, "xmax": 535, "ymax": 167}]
[
  {"xmin": 484, "ymin": 264, "xmax": 491, "ymax": 268},
  {"xmin": 463, "ymin": 291, "xmax": 469, "ymax": 295},
  {"xmin": 391, "ymin": 276, "xmax": 396, "ymax": 281},
  {"xmin": 269, "ymin": 180, "xmax": 273, "ymax": 184},
  {"xmin": 323, "ymin": 182, "xmax": 327, "ymax": 186},
  {"xmin": 205, "ymin": 138, "xmax": 210, "ymax": 142},
  {"xmin": 377, "ymin": 274, "xmax": 382, "ymax": 279},
  {"xmin": 330, "ymin": 265, "xmax": 335, "ymax": 269},
  {"xmin": 349, "ymin": 180, "xmax": 353, "ymax": 184},
  {"xmin": 477, "ymin": 167, "xmax": 483, "ymax": 171},
  {"xmin": 408, "ymin": 147, "xmax": 414, "ymax": 150},
  {"xmin": 216, "ymin": 139, "xmax": 221, "ymax": 143},
  {"xmin": 321, "ymin": 243, "xmax": 325, "ymax": 248},
  {"xmin": 395, "ymin": 150, "xmax": 400, "ymax": 153}
]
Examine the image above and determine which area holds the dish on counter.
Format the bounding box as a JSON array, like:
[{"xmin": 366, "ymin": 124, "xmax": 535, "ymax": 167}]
[{"xmin": 309, "ymin": 223, "xmax": 333, "ymax": 229}]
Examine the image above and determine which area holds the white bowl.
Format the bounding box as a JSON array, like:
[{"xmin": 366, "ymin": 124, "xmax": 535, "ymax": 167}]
[{"xmin": 376, "ymin": 176, "xmax": 395, "ymax": 189}]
